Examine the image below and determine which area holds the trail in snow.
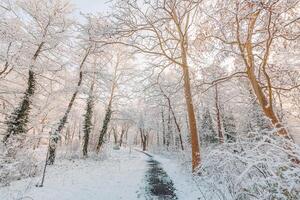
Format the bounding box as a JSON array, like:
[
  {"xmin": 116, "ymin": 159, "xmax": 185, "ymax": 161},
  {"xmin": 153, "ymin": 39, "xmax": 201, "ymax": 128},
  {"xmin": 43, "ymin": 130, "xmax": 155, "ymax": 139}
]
[
  {"xmin": 144, "ymin": 158, "xmax": 177, "ymax": 200},
  {"xmin": 0, "ymin": 148, "xmax": 202, "ymax": 200}
]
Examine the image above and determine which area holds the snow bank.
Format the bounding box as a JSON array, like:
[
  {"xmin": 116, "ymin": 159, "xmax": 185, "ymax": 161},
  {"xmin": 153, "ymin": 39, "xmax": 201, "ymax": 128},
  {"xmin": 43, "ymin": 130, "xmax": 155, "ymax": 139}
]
[
  {"xmin": 197, "ymin": 134, "xmax": 300, "ymax": 200},
  {"xmin": 150, "ymin": 132, "xmax": 300, "ymax": 200}
]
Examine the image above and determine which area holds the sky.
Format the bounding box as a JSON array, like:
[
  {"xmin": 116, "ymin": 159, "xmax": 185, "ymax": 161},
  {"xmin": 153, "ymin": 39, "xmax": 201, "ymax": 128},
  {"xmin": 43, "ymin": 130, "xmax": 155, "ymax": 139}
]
[{"xmin": 71, "ymin": 0, "xmax": 111, "ymax": 15}]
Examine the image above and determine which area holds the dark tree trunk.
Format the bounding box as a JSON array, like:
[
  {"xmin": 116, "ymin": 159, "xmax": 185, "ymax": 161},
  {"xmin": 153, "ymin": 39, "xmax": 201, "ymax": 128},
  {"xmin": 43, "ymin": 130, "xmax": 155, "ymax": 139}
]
[
  {"xmin": 47, "ymin": 48, "xmax": 90, "ymax": 165},
  {"xmin": 161, "ymin": 108, "xmax": 166, "ymax": 146},
  {"xmin": 96, "ymin": 70, "xmax": 117, "ymax": 153},
  {"xmin": 215, "ymin": 85, "xmax": 224, "ymax": 143},
  {"xmin": 0, "ymin": 42, "xmax": 12, "ymax": 77},
  {"xmin": 166, "ymin": 106, "xmax": 172, "ymax": 148},
  {"xmin": 113, "ymin": 127, "xmax": 118, "ymax": 145},
  {"xmin": 159, "ymin": 84, "xmax": 184, "ymax": 150},
  {"xmin": 156, "ymin": 131, "xmax": 160, "ymax": 146},
  {"xmin": 119, "ymin": 126, "xmax": 128, "ymax": 147},
  {"xmin": 166, "ymin": 96, "xmax": 184, "ymax": 150},
  {"xmin": 125, "ymin": 128, "xmax": 128, "ymax": 147},
  {"xmin": 96, "ymin": 106, "xmax": 112, "ymax": 152},
  {"xmin": 47, "ymin": 84, "xmax": 80, "ymax": 165},
  {"xmin": 82, "ymin": 81, "xmax": 94, "ymax": 157},
  {"xmin": 3, "ymin": 42, "xmax": 44, "ymax": 144},
  {"xmin": 4, "ymin": 70, "xmax": 36, "ymax": 144},
  {"xmin": 140, "ymin": 128, "xmax": 147, "ymax": 151},
  {"xmin": 119, "ymin": 131, "xmax": 124, "ymax": 147}
]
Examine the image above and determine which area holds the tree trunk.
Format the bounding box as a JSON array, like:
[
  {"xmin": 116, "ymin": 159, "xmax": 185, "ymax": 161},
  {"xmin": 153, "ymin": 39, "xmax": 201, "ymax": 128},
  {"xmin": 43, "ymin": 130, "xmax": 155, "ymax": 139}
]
[
  {"xmin": 82, "ymin": 81, "xmax": 94, "ymax": 157},
  {"xmin": 181, "ymin": 47, "xmax": 201, "ymax": 171},
  {"xmin": 125, "ymin": 128, "xmax": 128, "ymax": 147},
  {"xmin": 47, "ymin": 86, "xmax": 79, "ymax": 164},
  {"xmin": 4, "ymin": 70, "xmax": 36, "ymax": 144},
  {"xmin": 239, "ymin": 11, "xmax": 290, "ymax": 139},
  {"xmin": 165, "ymin": 95, "xmax": 184, "ymax": 150},
  {"xmin": 119, "ymin": 126, "xmax": 128, "ymax": 147},
  {"xmin": 47, "ymin": 48, "xmax": 90, "ymax": 165},
  {"xmin": 96, "ymin": 69, "xmax": 117, "ymax": 152},
  {"xmin": 119, "ymin": 131, "xmax": 124, "ymax": 147},
  {"xmin": 96, "ymin": 106, "xmax": 112, "ymax": 152},
  {"xmin": 247, "ymin": 67, "xmax": 290, "ymax": 138},
  {"xmin": 113, "ymin": 127, "xmax": 118, "ymax": 145},
  {"xmin": 215, "ymin": 85, "xmax": 224, "ymax": 143},
  {"xmin": 161, "ymin": 108, "xmax": 166, "ymax": 146},
  {"xmin": 3, "ymin": 42, "xmax": 44, "ymax": 144},
  {"xmin": 166, "ymin": 106, "xmax": 172, "ymax": 148},
  {"xmin": 140, "ymin": 128, "xmax": 147, "ymax": 151}
]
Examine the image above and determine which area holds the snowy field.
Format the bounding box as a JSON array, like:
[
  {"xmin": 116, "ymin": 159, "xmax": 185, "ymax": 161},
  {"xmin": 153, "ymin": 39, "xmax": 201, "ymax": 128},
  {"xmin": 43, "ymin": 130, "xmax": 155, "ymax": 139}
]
[{"xmin": 1, "ymin": 149, "xmax": 147, "ymax": 200}]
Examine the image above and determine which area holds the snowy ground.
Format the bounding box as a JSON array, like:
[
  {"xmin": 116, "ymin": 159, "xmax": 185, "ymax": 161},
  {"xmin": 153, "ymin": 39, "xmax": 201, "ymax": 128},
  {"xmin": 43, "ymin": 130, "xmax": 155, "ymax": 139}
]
[
  {"xmin": 0, "ymin": 148, "xmax": 205, "ymax": 200},
  {"xmin": 1, "ymin": 148, "xmax": 147, "ymax": 200}
]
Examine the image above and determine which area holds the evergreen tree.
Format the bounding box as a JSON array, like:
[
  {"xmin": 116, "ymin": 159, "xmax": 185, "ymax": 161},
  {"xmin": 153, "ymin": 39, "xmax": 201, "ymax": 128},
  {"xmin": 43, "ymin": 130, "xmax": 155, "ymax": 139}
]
[
  {"xmin": 200, "ymin": 109, "xmax": 217, "ymax": 144},
  {"xmin": 250, "ymin": 100, "xmax": 271, "ymax": 132},
  {"xmin": 244, "ymin": 88, "xmax": 271, "ymax": 134},
  {"xmin": 222, "ymin": 111, "xmax": 237, "ymax": 142},
  {"xmin": 243, "ymin": 99, "xmax": 271, "ymax": 136}
]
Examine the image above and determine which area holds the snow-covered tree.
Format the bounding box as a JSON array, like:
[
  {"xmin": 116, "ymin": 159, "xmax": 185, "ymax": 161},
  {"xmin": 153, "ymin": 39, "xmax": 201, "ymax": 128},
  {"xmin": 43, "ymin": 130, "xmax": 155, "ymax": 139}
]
[{"xmin": 200, "ymin": 108, "xmax": 217, "ymax": 144}]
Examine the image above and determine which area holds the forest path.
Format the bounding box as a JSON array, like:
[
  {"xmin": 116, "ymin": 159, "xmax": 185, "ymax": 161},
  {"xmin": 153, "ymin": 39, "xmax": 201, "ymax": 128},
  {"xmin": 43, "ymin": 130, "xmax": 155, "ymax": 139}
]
[
  {"xmin": 0, "ymin": 148, "xmax": 183, "ymax": 200},
  {"xmin": 137, "ymin": 150, "xmax": 178, "ymax": 200}
]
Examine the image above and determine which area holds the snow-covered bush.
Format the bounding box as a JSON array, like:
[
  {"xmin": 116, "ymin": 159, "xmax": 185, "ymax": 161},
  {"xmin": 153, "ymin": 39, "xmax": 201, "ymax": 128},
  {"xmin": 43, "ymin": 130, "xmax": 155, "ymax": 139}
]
[
  {"xmin": 196, "ymin": 131, "xmax": 300, "ymax": 200},
  {"xmin": 0, "ymin": 140, "xmax": 41, "ymax": 187}
]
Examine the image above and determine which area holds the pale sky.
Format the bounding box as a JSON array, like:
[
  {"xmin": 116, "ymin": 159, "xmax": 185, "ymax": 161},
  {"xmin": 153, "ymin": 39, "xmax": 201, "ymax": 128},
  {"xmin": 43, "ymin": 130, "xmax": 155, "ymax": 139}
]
[{"xmin": 71, "ymin": 0, "xmax": 111, "ymax": 14}]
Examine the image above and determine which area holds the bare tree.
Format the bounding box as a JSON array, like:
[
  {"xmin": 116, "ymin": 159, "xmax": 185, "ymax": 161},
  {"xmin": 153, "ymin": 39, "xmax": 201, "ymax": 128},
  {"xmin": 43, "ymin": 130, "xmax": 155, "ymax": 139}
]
[
  {"xmin": 158, "ymin": 82, "xmax": 184, "ymax": 150},
  {"xmin": 95, "ymin": 47, "xmax": 131, "ymax": 152},
  {"xmin": 3, "ymin": 0, "xmax": 73, "ymax": 146},
  {"xmin": 112, "ymin": 0, "xmax": 202, "ymax": 171},
  {"xmin": 208, "ymin": 0, "xmax": 300, "ymax": 139},
  {"xmin": 47, "ymin": 46, "xmax": 92, "ymax": 165}
]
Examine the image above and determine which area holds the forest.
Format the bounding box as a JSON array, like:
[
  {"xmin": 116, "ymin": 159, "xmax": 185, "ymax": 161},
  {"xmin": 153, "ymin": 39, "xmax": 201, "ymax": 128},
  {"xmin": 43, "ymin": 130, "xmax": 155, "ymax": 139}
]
[{"xmin": 0, "ymin": 0, "xmax": 299, "ymax": 199}]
